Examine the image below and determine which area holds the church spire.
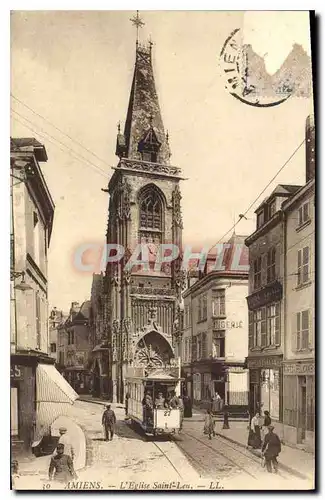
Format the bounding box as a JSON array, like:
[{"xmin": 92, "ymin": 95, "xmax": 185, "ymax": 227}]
[{"xmin": 116, "ymin": 14, "xmax": 171, "ymax": 164}]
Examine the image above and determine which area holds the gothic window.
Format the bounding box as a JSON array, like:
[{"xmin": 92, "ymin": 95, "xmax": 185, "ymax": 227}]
[{"xmin": 139, "ymin": 190, "xmax": 162, "ymax": 231}]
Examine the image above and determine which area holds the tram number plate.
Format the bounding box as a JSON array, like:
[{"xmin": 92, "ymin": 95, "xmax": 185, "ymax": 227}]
[{"xmin": 164, "ymin": 410, "xmax": 171, "ymax": 417}]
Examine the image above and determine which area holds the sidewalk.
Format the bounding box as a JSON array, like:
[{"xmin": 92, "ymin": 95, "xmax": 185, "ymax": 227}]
[{"xmin": 214, "ymin": 420, "xmax": 314, "ymax": 482}]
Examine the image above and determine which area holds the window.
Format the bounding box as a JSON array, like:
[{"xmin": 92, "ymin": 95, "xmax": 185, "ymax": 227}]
[
  {"xmin": 254, "ymin": 308, "xmax": 267, "ymax": 347},
  {"xmin": 269, "ymin": 200, "xmax": 276, "ymax": 219},
  {"xmin": 298, "ymin": 202, "xmax": 310, "ymax": 227},
  {"xmin": 212, "ymin": 290, "xmax": 226, "ymax": 317},
  {"xmin": 197, "ymin": 335, "xmax": 202, "ymax": 360},
  {"xmin": 197, "ymin": 295, "xmax": 207, "ymax": 322},
  {"xmin": 257, "ymin": 210, "xmax": 264, "ymax": 229},
  {"xmin": 267, "ymin": 304, "xmax": 280, "ymax": 345},
  {"xmin": 254, "ymin": 257, "xmax": 262, "ymax": 289},
  {"xmin": 35, "ymin": 292, "xmax": 41, "ymax": 349},
  {"xmin": 140, "ymin": 190, "xmax": 162, "ymax": 231},
  {"xmin": 212, "ymin": 332, "xmax": 225, "ymax": 358},
  {"xmin": 250, "ymin": 303, "xmax": 281, "ymax": 349},
  {"xmin": 267, "ymin": 247, "xmax": 276, "ymax": 283},
  {"xmin": 192, "ymin": 337, "xmax": 197, "ymax": 361},
  {"xmin": 68, "ymin": 330, "xmax": 75, "ymax": 345},
  {"xmin": 201, "ymin": 332, "xmax": 207, "ymax": 359},
  {"xmin": 295, "ymin": 310, "xmax": 310, "ymax": 351},
  {"xmin": 50, "ymin": 343, "xmax": 57, "ymax": 353},
  {"xmin": 297, "ymin": 247, "xmax": 310, "ymax": 286},
  {"xmin": 33, "ymin": 211, "xmax": 40, "ymax": 266}
]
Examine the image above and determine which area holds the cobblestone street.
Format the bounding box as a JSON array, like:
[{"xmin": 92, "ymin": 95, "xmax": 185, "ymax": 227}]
[{"xmin": 14, "ymin": 401, "xmax": 314, "ymax": 491}]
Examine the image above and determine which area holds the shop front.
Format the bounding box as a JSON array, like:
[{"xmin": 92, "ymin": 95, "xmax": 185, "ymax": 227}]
[
  {"xmin": 283, "ymin": 359, "xmax": 315, "ymax": 451},
  {"xmin": 247, "ymin": 355, "xmax": 283, "ymax": 425},
  {"xmin": 11, "ymin": 359, "xmax": 35, "ymax": 457}
]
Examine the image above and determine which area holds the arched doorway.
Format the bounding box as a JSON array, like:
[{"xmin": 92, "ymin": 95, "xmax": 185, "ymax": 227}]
[{"xmin": 134, "ymin": 330, "xmax": 174, "ymax": 367}]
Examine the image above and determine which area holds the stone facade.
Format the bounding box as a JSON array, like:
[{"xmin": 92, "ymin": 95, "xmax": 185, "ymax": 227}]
[
  {"xmin": 179, "ymin": 234, "xmax": 249, "ymax": 415},
  {"xmin": 10, "ymin": 138, "xmax": 55, "ymax": 455},
  {"xmin": 96, "ymin": 42, "xmax": 184, "ymax": 403}
]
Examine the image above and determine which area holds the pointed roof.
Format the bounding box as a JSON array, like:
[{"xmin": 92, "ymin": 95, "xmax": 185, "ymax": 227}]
[{"xmin": 117, "ymin": 43, "xmax": 170, "ymax": 164}]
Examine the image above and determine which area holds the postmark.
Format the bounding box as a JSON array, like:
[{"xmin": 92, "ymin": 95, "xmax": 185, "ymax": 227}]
[{"xmin": 220, "ymin": 28, "xmax": 311, "ymax": 107}]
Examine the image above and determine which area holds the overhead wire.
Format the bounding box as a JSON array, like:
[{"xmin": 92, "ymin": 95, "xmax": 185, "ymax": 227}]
[
  {"xmin": 11, "ymin": 110, "xmax": 110, "ymax": 180},
  {"xmin": 11, "ymin": 93, "xmax": 112, "ymax": 168}
]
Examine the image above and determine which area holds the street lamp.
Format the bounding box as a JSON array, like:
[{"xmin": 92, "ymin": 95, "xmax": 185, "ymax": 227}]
[{"xmin": 11, "ymin": 271, "xmax": 33, "ymax": 292}]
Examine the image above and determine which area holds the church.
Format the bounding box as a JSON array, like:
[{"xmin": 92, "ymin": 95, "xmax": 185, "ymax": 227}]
[{"xmin": 90, "ymin": 30, "xmax": 186, "ymax": 403}]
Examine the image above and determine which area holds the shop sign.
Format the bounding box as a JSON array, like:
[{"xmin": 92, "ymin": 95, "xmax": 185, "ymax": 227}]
[
  {"xmin": 247, "ymin": 281, "xmax": 282, "ymax": 310},
  {"xmin": 283, "ymin": 362, "xmax": 315, "ymax": 376},
  {"xmin": 213, "ymin": 319, "xmax": 243, "ymax": 330},
  {"xmin": 11, "ymin": 365, "xmax": 23, "ymax": 380},
  {"xmin": 247, "ymin": 356, "xmax": 282, "ymax": 369}
]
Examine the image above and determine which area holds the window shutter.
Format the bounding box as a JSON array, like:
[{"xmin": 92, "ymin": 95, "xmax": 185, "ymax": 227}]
[
  {"xmin": 275, "ymin": 304, "xmax": 280, "ymax": 346},
  {"xmin": 248, "ymin": 311, "xmax": 254, "ymax": 349},
  {"xmin": 292, "ymin": 313, "xmax": 298, "ymax": 352},
  {"xmin": 297, "ymin": 250, "xmax": 302, "ymax": 285},
  {"xmin": 308, "ymin": 309, "xmax": 314, "ymax": 349}
]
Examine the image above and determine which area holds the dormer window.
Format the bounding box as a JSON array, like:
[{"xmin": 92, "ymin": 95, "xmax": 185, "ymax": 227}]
[
  {"xmin": 269, "ymin": 200, "xmax": 276, "ymax": 219},
  {"xmin": 257, "ymin": 210, "xmax": 264, "ymax": 229},
  {"xmin": 138, "ymin": 126, "xmax": 161, "ymax": 163}
]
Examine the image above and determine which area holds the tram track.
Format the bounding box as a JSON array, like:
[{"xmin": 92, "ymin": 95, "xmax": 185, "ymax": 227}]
[
  {"xmin": 176, "ymin": 432, "xmax": 259, "ymax": 480},
  {"xmin": 151, "ymin": 440, "xmax": 184, "ymax": 480}
]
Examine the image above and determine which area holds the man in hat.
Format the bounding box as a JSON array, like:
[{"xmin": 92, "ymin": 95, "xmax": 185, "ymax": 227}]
[
  {"xmin": 102, "ymin": 405, "xmax": 116, "ymax": 441},
  {"xmin": 261, "ymin": 425, "xmax": 281, "ymax": 473},
  {"xmin": 49, "ymin": 443, "xmax": 77, "ymax": 483},
  {"xmin": 56, "ymin": 426, "xmax": 75, "ymax": 461}
]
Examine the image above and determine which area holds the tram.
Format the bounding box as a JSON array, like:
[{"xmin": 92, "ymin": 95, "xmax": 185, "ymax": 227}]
[{"xmin": 126, "ymin": 365, "xmax": 184, "ymax": 437}]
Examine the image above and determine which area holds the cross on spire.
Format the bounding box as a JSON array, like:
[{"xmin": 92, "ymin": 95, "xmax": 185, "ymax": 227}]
[{"xmin": 130, "ymin": 10, "xmax": 145, "ymax": 44}]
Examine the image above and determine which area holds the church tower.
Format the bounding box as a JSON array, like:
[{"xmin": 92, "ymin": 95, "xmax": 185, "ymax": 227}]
[{"xmin": 105, "ymin": 32, "xmax": 185, "ymax": 403}]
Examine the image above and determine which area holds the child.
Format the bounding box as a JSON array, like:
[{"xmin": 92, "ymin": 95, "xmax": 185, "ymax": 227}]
[{"xmin": 204, "ymin": 409, "xmax": 215, "ymax": 440}]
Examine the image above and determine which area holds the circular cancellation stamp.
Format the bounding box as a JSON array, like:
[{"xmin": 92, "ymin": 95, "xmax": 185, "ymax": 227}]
[{"xmin": 220, "ymin": 28, "xmax": 311, "ymax": 108}]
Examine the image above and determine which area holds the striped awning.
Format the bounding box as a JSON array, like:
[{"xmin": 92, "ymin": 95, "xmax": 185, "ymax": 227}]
[{"xmin": 33, "ymin": 364, "xmax": 78, "ymax": 445}]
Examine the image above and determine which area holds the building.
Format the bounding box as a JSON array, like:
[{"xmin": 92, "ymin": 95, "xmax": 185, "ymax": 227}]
[
  {"xmin": 93, "ymin": 40, "xmax": 185, "ymax": 403},
  {"xmin": 179, "ymin": 234, "xmax": 249, "ymax": 414},
  {"xmin": 48, "ymin": 307, "xmax": 66, "ymax": 363},
  {"xmin": 89, "ymin": 273, "xmax": 111, "ymax": 398},
  {"xmin": 281, "ymin": 115, "xmax": 315, "ymax": 451},
  {"xmin": 57, "ymin": 301, "xmax": 93, "ymax": 394},
  {"xmin": 10, "ymin": 138, "xmax": 77, "ymax": 457},
  {"xmin": 245, "ymin": 183, "xmax": 302, "ymax": 431}
]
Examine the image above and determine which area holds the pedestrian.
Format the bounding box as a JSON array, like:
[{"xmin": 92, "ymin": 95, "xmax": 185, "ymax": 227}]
[
  {"xmin": 261, "ymin": 425, "xmax": 281, "ymax": 473},
  {"xmin": 125, "ymin": 391, "xmax": 130, "ymax": 416},
  {"xmin": 55, "ymin": 427, "xmax": 75, "ymax": 462},
  {"xmin": 49, "ymin": 443, "xmax": 77, "ymax": 484},
  {"xmin": 183, "ymin": 393, "xmax": 192, "ymax": 418},
  {"xmin": 262, "ymin": 411, "xmax": 271, "ymax": 440},
  {"xmin": 247, "ymin": 412, "xmax": 262, "ymax": 449},
  {"xmin": 102, "ymin": 404, "xmax": 117, "ymax": 441},
  {"xmin": 204, "ymin": 409, "xmax": 215, "ymax": 440}
]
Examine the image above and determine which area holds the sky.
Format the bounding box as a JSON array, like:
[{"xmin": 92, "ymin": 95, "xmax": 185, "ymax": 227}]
[{"xmin": 10, "ymin": 11, "xmax": 313, "ymax": 310}]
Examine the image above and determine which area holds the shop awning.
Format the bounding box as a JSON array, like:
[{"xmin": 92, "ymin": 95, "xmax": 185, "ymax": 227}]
[{"xmin": 33, "ymin": 364, "xmax": 78, "ymax": 445}]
